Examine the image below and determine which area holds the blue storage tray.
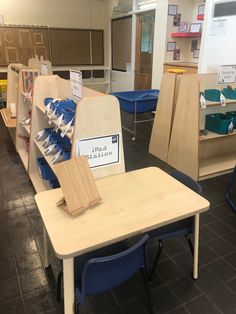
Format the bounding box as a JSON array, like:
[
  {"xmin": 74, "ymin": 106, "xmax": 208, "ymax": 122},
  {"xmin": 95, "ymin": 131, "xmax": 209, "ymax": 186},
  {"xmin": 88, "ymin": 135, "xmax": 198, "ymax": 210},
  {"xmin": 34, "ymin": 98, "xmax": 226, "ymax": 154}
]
[
  {"xmin": 205, "ymin": 113, "xmax": 233, "ymax": 134},
  {"xmin": 111, "ymin": 89, "xmax": 159, "ymax": 113},
  {"xmin": 37, "ymin": 157, "xmax": 56, "ymax": 181}
]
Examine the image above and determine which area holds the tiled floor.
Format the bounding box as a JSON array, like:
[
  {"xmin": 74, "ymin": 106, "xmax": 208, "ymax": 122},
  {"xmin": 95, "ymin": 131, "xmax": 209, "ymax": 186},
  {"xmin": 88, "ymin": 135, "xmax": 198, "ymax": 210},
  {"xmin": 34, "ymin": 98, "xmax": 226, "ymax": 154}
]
[{"xmin": 0, "ymin": 115, "xmax": 236, "ymax": 314}]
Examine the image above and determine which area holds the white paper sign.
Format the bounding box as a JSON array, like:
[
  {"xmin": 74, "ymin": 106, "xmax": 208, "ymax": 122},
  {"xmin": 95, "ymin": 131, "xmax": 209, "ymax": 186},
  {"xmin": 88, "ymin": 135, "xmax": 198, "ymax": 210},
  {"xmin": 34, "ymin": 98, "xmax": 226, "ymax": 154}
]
[
  {"xmin": 70, "ymin": 70, "xmax": 83, "ymax": 99},
  {"xmin": 218, "ymin": 65, "xmax": 236, "ymax": 84},
  {"xmin": 77, "ymin": 134, "xmax": 120, "ymax": 168}
]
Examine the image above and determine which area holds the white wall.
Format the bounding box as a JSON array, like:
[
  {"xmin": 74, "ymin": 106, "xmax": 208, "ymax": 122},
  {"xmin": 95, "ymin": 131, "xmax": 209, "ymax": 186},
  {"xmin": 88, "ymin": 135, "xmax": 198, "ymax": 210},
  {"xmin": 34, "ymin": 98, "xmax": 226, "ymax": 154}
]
[
  {"xmin": 152, "ymin": 0, "xmax": 168, "ymax": 89},
  {"xmin": 111, "ymin": 71, "xmax": 133, "ymax": 92},
  {"xmin": 198, "ymin": 0, "xmax": 236, "ymax": 73},
  {"xmin": 165, "ymin": 0, "xmax": 203, "ymax": 63},
  {"xmin": 0, "ymin": 0, "xmax": 110, "ymax": 65}
]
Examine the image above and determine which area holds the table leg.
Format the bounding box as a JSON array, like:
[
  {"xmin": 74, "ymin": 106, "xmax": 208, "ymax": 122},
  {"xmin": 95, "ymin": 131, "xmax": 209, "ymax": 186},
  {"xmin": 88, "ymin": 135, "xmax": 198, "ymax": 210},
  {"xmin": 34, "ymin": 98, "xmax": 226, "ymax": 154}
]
[
  {"xmin": 193, "ymin": 214, "xmax": 200, "ymax": 279},
  {"xmin": 63, "ymin": 258, "xmax": 74, "ymax": 314},
  {"xmin": 43, "ymin": 227, "xmax": 50, "ymax": 268}
]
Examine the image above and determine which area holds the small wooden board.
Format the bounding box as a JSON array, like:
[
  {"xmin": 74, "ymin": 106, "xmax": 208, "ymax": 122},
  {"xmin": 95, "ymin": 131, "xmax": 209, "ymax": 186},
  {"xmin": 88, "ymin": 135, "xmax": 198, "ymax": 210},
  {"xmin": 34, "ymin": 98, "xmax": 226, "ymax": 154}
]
[
  {"xmin": 54, "ymin": 156, "xmax": 102, "ymax": 216},
  {"xmin": 0, "ymin": 108, "xmax": 16, "ymax": 128}
]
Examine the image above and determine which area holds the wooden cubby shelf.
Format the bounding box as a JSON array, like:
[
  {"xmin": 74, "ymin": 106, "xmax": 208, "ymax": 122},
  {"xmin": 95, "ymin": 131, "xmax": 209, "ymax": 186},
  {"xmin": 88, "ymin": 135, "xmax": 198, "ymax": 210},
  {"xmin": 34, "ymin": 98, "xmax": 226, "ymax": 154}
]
[
  {"xmin": 171, "ymin": 32, "xmax": 202, "ymax": 38},
  {"xmin": 36, "ymin": 103, "xmax": 73, "ymax": 140},
  {"xmin": 199, "ymin": 152, "xmax": 236, "ymax": 178},
  {"xmin": 205, "ymin": 99, "xmax": 236, "ymax": 107},
  {"xmin": 29, "ymin": 75, "xmax": 125, "ymax": 193},
  {"xmin": 200, "ymin": 130, "xmax": 236, "ymax": 141},
  {"xmin": 164, "ymin": 73, "xmax": 236, "ymax": 181}
]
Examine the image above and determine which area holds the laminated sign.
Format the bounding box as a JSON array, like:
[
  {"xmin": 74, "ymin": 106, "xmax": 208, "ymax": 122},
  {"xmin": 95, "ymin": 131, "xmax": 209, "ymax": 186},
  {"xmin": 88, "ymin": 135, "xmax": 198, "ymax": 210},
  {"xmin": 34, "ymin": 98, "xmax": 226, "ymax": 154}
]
[{"xmin": 77, "ymin": 134, "xmax": 120, "ymax": 168}]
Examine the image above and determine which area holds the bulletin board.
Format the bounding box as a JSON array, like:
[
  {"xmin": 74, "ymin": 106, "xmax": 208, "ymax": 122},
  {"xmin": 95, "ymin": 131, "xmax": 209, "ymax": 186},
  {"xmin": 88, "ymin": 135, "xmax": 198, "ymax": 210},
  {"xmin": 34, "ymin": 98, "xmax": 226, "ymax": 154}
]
[
  {"xmin": 49, "ymin": 28, "xmax": 104, "ymax": 66},
  {"xmin": 112, "ymin": 16, "xmax": 132, "ymax": 71},
  {"xmin": 0, "ymin": 26, "xmax": 50, "ymax": 66},
  {"xmin": 0, "ymin": 25, "xmax": 104, "ymax": 67}
]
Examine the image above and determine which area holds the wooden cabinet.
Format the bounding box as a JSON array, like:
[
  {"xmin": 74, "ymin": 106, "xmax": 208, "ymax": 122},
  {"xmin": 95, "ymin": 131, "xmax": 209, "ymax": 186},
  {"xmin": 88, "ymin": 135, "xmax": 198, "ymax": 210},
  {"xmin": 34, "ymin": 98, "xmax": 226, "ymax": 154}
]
[
  {"xmin": 28, "ymin": 75, "xmax": 125, "ymax": 193},
  {"xmin": 168, "ymin": 73, "xmax": 236, "ymax": 180}
]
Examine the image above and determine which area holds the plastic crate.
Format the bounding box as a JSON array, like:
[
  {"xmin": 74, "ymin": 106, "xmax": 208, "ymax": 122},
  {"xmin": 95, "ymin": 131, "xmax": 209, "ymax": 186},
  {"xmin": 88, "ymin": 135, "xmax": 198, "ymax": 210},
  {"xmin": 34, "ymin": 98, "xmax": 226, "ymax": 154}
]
[
  {"xmin": 222, "ymin": 88, "xmax": 236, "ymax": 100},
  {"xmin": 111, "ymin": 89, "xmax": 159, "ymax": 113},
  {"xmin": 204, "ymin": 89, "xmax": 221, "ymax": 102},
  {"xmin": 205, "ymin": 113, "xmax": 233, "ymax": 134},
  {"xmin": 226, "ymin": 111, "xmax": 236, "ymax": 127}
]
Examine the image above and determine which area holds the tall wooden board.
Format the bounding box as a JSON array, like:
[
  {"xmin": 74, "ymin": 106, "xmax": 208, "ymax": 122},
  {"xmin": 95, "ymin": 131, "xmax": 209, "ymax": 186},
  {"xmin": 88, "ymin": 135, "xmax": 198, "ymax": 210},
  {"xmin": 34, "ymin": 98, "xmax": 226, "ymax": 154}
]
[
  {"xmin": 168, "ymin": 75, "xmax": 200, "ymax": 180},
  {"xmin": 149, "ymin": 73, "xmax": 176, "ymax": 162}
]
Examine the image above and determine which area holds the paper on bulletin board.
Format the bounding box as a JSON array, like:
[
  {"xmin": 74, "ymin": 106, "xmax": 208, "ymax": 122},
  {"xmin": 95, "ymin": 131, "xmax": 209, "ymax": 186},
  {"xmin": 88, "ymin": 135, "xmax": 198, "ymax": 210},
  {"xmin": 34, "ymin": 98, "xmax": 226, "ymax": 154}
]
[
  {"xmin": 70, "ymin": 70, "xmax": 83, "ymax": 100},
  {"xmin": 218, "ymin": 65, "xmax": 236, "ymax": 84},
  {"xmin": 211, "ymin": 19, "xmax": 227, "ymax": 37},
  {"xmin": 77, "ymin": 134, "xmax": 120, "ymax": 168}
]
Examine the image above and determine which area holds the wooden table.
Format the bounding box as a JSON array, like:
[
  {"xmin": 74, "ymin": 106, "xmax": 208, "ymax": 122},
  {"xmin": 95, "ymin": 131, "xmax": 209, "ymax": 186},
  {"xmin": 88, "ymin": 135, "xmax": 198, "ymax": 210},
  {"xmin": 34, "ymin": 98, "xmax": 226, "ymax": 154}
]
[{"xmin": 35, "ymin": 167, "xmax": 209, "ymax": 314}]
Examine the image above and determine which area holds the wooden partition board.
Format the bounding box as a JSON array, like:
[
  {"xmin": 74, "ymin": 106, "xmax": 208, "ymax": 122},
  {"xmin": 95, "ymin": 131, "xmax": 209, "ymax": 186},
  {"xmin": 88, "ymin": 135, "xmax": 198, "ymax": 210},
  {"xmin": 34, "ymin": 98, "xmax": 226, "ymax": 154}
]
[
  {"xmin": 168, "ymin": 75, "xmax": 200, "ymax": 180},
  {"xmin": 71, "ymin": 94, "xmax": 125, "ymax": 179},
  {"xmin": 149, "ymin": 73, "xmax": 176, "ymax": 162}
]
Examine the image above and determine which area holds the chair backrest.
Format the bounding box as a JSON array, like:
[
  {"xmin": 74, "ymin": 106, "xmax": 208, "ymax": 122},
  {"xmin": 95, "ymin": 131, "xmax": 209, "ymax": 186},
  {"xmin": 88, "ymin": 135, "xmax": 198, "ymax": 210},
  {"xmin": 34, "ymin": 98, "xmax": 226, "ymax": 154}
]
[
  {"xmin": 81, "ymin": 234, "xmax": 149, "ymax": 296},
  {"xmin": 171, "ymin": 169, "xmax": 202, "ymax": 195}
]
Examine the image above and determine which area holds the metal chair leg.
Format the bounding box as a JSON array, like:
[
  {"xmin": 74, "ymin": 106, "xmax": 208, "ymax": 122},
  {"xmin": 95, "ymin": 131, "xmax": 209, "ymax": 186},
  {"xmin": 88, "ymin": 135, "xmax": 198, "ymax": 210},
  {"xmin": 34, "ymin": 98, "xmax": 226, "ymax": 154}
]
[
  {"xmin": 148, "ymin": 239, "xmax": 163, "ymax": 282},
  {"xmin": 74, "ymin": 301, "xmax": 80, "ymax": 314},
  {"xmin": 185, "ymin": 234, "xmax": 194, "ymax": 257},
  {"xmin": 141, "ymin": 269, "xmax": 153, "ymax": 314},
  {"xmin": 56, "ymin": 269, "xmax": 63, "ymax": 302}
]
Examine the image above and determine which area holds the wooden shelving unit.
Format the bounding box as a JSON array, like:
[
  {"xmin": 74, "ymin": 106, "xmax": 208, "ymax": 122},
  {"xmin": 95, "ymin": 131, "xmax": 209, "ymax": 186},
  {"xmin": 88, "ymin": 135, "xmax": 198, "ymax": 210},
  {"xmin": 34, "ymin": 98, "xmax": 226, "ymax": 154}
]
[
  {"xmin": 1, "ymin": 64, "xmax": 26, "ymax": 146},
  {"xmin": 29, "ymin": 75, "xmax": 125, "ymax": 193},
  {"xmin": 16, "ymin": 69, "xmax": 39, "ymax": 171},
  {"xmin": 167, "ymin": 73, "xmax": 236, "ymax": 180}
]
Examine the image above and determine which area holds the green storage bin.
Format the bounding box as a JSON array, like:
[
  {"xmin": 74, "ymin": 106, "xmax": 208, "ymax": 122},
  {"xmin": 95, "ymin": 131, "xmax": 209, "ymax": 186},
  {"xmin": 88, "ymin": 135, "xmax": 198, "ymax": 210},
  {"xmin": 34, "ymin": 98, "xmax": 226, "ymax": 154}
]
[
  {"xmin": 226, "ymin": 111, "xmax": 236, "ymax": 127},
  {"xmin": 204, "ymin": 89, "xmax": 221, "ymax": 102},
  {"xmin": 205, "ymin": 113, "xmax": 233, "ymax": 134},
  {"xmin": 222, "ymin": 88, "xmax": 236, "ymax": 100}
]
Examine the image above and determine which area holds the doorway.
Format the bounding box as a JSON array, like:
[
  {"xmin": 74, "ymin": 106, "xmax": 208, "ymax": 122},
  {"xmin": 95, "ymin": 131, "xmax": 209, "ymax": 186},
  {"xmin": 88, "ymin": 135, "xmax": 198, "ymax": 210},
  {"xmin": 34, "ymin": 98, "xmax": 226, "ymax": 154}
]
[{"xmin": 135, "ymin": 10, "xmax": 155, "ymax": 90}]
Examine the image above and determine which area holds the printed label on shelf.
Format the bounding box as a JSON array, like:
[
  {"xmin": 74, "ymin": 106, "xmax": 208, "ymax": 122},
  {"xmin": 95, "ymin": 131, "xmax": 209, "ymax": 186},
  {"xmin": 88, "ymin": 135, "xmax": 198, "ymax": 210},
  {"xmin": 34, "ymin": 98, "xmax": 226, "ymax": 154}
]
[
  {"xmin": 35, "ymin": 130, "xmax": 45, "ymax": 141},
  {"xmin": 77, "ymin": 134, "xmax": 120, "ymax": 168},
  {"xmin": 49, "ymin": 109, "xmax": 57, "ymax": 125},
  {"xmin": 70, "ymin": 70, "xmax": 83, "ymax": 100},
  {"xmin": 42, "ymin": 135, "xmax": 51, "ymax": 148},
  {"xmin": 45, "ymin": 144, "xmax": 57, "ymax": 156},
  {"xmin": 51, "ymin": 149, "xmax": 63, "ymax": 165},
  {"xmin": 218, "ymin": 65, "xmax": 236, "ymax": 84},
  {"xmin": 200, "ymin": 94, "xmax": 206, "ymax": 109},
  {"xmin": 220, "ymin": 92, "xmax": 226, "ymax": 106},
  {"xmin": 55, "ymin": 114, "xmax": 64, "ymax": 132},
  {"xmin": 61, "ymin": 117, "xmax": 74, "ymax": 138}
]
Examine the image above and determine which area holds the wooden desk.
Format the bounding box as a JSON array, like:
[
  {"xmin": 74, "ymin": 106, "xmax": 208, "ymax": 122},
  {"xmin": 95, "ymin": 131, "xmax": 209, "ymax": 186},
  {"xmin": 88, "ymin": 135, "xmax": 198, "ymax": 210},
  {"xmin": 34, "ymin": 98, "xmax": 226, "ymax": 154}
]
[{"xmin": 35, "ymin": 167, "xmax": 209, "ymax": 314}]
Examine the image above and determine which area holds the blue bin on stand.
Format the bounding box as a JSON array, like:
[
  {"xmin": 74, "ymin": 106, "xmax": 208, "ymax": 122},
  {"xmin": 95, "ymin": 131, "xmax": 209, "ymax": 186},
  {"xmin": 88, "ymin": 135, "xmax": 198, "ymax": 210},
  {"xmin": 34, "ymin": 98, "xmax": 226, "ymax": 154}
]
[
  {"xmin": 111, "ymin": 89, "xmax": 159, "ymax": 113},
  {"xmin": 110, "ymin": 89, "xmax": 159, "ymax": 140}
]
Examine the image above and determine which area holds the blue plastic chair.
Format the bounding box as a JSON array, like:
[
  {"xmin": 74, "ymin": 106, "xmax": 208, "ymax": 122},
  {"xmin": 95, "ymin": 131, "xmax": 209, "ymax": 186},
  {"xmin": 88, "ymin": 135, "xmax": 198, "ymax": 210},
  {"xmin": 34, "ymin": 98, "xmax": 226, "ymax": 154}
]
[
  {"xmin": 57, "ymin": 234, "xmax": 153, "ymax": 314},
  {"xmin": 148, "ymin": 169, "xmax": 202, "ymax": 281},
  {"xmin": 226, "ymin": 165, "xmax": 236, "ymax": 213}
]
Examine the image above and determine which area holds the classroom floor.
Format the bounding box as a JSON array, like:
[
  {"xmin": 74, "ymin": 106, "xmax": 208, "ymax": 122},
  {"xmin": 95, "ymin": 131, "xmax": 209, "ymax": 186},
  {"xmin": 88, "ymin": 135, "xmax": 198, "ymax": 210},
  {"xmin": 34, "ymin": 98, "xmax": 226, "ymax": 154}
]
[{"xmin": 0, "ymin": 115, "xmax": 236, "ymax": 314}]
